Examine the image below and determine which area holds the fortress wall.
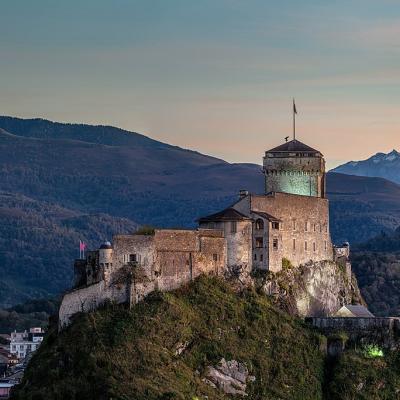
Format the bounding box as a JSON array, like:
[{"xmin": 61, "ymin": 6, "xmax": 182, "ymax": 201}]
[
  {"xmin": 307, "ymin": 317, "xmax": 400, "ymax": 350},
  {"xmin": 223, "ymin": 221, "xmax": 252, "ymax": 273},
  {"xmin": 155, "ymin": 232, "xmax": 226, "ymax": 292},
  {"xmin": 112, "ymin": 235, "xmax": 156, "ymax": 281},
  {"xmin": 60, "ymin": 229, "xmax": 226, "ymax": 328},
  {"xmin": 249, "ymin": 193, "xmax": 332, "ymax": 271},
  {"xmin": 155, "ymin": 230, "xmax": 200, "ymax": 252},
  {"xmin": 59, "ymin": 281, "xmax": 129, "ymax": 329},
  {"xmin": 263, "ymin": 156, "xmax": 325, "ymax": 197}
]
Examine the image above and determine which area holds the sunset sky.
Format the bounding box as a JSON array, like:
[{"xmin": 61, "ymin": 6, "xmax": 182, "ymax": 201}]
[{"xmin": 1, "ymin": 0, "xmax": 399, "ymax": 169}]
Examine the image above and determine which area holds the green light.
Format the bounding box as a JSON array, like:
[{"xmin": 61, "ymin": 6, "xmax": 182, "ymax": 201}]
[{"xmin": 363, "ymin": 345, "xmax": 384, "ymax": 358}]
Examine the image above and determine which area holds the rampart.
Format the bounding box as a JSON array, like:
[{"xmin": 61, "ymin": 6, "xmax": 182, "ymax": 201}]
[
  {"xmin": 59, "ymin": 229, "xmax": 226, "ymax": 329},
  {"xmin": 306, "ymin": 317, "xmax": 400, "ymax": 351}
]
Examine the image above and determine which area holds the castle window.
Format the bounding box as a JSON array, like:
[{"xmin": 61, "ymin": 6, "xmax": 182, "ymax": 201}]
[
  {"xmin": 305, "ymin": 241, "xmax": 308, "ymax": 251},
  {"xmin": 256, "ymin": 237, "xmax": 263, "ymax": 248},
  {"xmin": 293, "ymin": 238, "xmax": 296, "ymax": 251},
  {"xmin": 313, "ymin": 224, "xmax": 316, "ymax": 232},
  {"xmin": 213, "ymin": 253, "xmax": 218, "ymax": 261},
  {"xmin": 260, "ymin": 254, "xmax": 263, "ymax": 262},
  {"xmin": 273, "ymin": 238, "xmax": 278, "ymax": 250},
  {"xmin": 313, "ymin": 242, "xmax": 316, "ymax": 252},
  {"xmin": 272, "ymin": 222, "xmax": 280, "ymax": 230},
  {"xmin": 230, "ymin": 221, "xmax": 237, "ymax": 233},
  {"xmin": 129, "ymin": 254, "xmax": 139, "ymax": 263},
  {"xmin": 254, "ymin": 253, "xmax": 257, "ymax": 261},
  {"xmin": 305, "ymin": 222, "xmax": 309, "ymax": 232},
  {"xmin": 255, "ymin": 219, "xmax": 264, "ymax": 230},
  {"xmin": 324, "ymin": 241, "xmax": 327, "ymax": 251},
  {"xmin": 293, "ymin": 220, "xmax": 296, "ymax": 230}
]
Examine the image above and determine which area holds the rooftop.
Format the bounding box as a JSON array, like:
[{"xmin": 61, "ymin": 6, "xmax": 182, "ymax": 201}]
[
  {"xmin": 198, "ymin": 208, "xmax": 251, "ymax": 223},
  {"xmin": 266, "ymin": 139, "xmax": 321, "ymax": 154},
  {"xmin": 337, "ymin": 305, "xmax": 375, "ymax": 318}
]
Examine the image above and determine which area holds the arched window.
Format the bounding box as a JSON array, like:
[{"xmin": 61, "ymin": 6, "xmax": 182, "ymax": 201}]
[{"xmin": 256, "ymin": 219, "xmax": 264, "ymax": 230}]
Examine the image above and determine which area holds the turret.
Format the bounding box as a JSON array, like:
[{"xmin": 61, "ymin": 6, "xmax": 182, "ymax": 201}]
[
  {"xmin": 99, "ymin": 241, "xmax": 113, "ymax": 265},
  {"xmin": 263, "ymin": 139, "xmax": 326, "ymax": 197}
]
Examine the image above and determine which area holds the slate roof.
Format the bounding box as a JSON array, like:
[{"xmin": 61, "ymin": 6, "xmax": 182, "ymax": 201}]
[
  {"xmin": 251, "ymin": 211, "xmax": 281, "ymax": 222},
  {"xmin": 198, "ymin": 208, "xmax": 251, "ymax": 223},
  {"xmin": 266, "ymin": 139, "xmax": 320, "ymax": 154},
  {"xmin": 339, "ymin": 305, "xmax": 375, "ymax": 318}
]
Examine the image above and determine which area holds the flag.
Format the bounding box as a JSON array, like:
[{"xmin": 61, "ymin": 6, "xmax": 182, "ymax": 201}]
[
  {"xmin": 79, "ymin": 241, "xmax": 86, "ymax": 251},
  {"xmin": 293, "ymin": 99, "xmax": 297, "ymax": 114}
]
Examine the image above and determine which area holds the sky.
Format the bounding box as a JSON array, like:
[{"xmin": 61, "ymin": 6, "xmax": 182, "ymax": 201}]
[{"xmin": 1, "ymin": 0, "xmax": 399, "ymax": 169}]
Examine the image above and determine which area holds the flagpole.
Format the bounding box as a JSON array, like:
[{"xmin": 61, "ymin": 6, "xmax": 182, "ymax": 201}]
[{"xmin": 293, "ymin": 99, "xmax": 296, "ymax": 140}]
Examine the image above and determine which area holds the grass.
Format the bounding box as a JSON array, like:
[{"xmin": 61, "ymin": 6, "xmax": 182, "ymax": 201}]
[{"xmin": 11, "ymin": 276, "xmax": 326, "ymax": 400}]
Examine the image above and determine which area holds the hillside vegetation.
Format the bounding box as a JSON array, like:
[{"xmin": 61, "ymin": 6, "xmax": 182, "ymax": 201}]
[
  {"xmin": 11, "ymin": 277, "xmax": 400, "ymax": 400},
  {"xmin": 351, "ymin": 228, "xmax": 400, "ymax": 316}
]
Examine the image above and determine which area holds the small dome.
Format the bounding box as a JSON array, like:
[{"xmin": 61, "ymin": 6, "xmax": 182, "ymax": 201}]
[{"xmin": 99, "ymin": 241, "xmax": 112, "ymax": 250}]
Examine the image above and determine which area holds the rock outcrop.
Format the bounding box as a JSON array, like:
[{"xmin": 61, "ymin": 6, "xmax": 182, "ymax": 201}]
[
  {"xmin": 203, "ymin": 358, "xmax": 255, "ymax": 396},
  {"xmin": 258, "ymin": 260, "xmax": 364, "ymax": 317}
]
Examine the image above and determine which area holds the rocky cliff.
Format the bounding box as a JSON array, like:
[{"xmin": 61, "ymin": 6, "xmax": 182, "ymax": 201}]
[{"xmin": 253, "ymin": 260, "xmax": 364, "ymax": 317}]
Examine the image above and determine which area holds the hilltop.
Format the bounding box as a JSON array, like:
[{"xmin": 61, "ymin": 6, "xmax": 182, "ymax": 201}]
[
  {"xmin": 11, "ymin": 276, "xmax": 400, "ymax": 400},
  {"xmin": 1, "ymin": 116, "xmax": 400, "ymax": 306}
]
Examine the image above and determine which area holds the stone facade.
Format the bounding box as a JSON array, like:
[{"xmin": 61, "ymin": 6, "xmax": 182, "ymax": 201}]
[
  {"xmin": 307, "ymin": 317, "xmax": 400, "ymax": 351},
  {"xmin": 59, "ymin": 229, "xmax": 226, "ymax": 328},
  {"xmin": 200, "ymin": 192, "xmax": 332, "ymax": 273},
  {"xmin": 263, "ymin": 139, "xmax": 326, "ymax": 197}
]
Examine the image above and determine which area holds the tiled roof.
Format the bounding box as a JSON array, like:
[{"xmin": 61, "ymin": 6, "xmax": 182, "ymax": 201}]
[
  {"xmin": 198, "ymin": 208, "xmax": 251, "ymax": 223},
  {"xmin": 342, "ymin": 305, "xmax": 375, "ymax": 318},
  {"xmin": 251, "ymin": 211, "xmax": 281, "ymax": 222},
  {"xmin": 267, "ymin": 139, "xmax": 320, "ymax": 153}
]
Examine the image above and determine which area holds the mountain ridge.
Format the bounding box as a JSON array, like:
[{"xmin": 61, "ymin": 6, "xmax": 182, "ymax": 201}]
[{"xmin": 332, "ymin": 149, "xmax": 400, "ymax": 184}]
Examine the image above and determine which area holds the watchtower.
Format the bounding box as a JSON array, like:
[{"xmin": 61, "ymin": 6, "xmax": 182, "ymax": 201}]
[{"xmin": 263, "ymin": 139, "xmax": 326, "ymax": 197}]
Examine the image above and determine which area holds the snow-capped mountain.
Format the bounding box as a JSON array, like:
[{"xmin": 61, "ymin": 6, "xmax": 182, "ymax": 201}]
[{"xmin": 332, "ymin": 150, "xmax": 400, "ymax": 184}]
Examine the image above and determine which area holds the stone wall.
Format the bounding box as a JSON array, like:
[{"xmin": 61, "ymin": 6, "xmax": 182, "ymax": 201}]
[
  {"xmin": 234, "ymin": 193, "xmax": 332, "ymax": 271},
  {"xmin": 59, "ymin": 281, "xmax": 129, "ymax": 328},
  {"xmin": 307, "ymin": 317, "xmax": 400, "ymax": 350},
  {"xmin": 59, "ymin": 229, "xmax": 226, "ymax": 328},
  {"xmin": 263, "ymin": 154, "xmax": 325, "ymax": 197}
]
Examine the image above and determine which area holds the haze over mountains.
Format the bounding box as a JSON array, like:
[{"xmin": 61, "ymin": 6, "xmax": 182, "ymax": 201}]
[
  {"xmin": 332, "ymin": 150, "xmax": 400, "ymax": 184},
  {"xmin": 1, "ymin": 116, "xmax": 400, "ymax": 306}
]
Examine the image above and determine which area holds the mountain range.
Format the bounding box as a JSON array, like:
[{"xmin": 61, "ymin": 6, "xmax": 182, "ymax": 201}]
[
  {"xmin": 1, "ymin": 116, "xmax": 400, "ymax": 306},
  {"xmin": 332, "ymin": 149, "xmax": 400, "ymax": 184}
]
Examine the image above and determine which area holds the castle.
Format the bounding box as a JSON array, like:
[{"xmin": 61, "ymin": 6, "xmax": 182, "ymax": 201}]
[{"xmin": 59, "ymin": 138, "xmax": 343, "ymax": 328}]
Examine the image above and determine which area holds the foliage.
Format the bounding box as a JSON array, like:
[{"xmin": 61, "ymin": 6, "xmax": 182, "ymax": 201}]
[
  {"xmin": 11, "ymin": 276, "xmax": 326, "ymax": 400},
  {"xmin": 326, "ymin": 351, "xmax": 400, "ymax": 399},
  {"xmin": 362, "ymin": 345, "xmax": 384, "ymax": 358},
  {"xmin": 134, "ymin": 225, "xmax": 156, "ymax": 235},
  {"xmin": 351, "ymin": 228, "xmax": 400, "ymax": 316},
  {"xmin": 282, "ymin": 257, "xmax": 293, "ymax": 270},
  {"xmin": 0, "ymin": 298, "xmax": 59, "ymax": 333}
]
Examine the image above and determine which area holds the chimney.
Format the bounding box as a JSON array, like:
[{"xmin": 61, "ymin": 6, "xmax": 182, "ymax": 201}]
[{"xmin": 239, "ymin": 189, "xmax": 249, "ymax": 199}]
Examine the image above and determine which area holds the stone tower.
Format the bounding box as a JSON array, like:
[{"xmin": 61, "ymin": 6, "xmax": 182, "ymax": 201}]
[{"xmin": 263, "ymin": 139, "xmax": 326, "ymax": 197}]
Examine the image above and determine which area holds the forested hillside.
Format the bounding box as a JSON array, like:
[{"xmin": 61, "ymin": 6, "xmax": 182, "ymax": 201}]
[
  {"xmin": 0, "ymin": 191, "xmax": 137, "ymax": 306},
  {"xmin": 351, "ymin": 228, "xmax": 400, "ymax": 316}
]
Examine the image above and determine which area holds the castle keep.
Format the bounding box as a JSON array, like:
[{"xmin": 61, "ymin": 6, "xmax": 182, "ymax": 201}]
[{"xmin": 59, "ymin": 138, "xmax": 339, "ymax": 328}]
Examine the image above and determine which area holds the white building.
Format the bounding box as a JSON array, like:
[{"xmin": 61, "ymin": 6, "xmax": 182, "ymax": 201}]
[{"xmin": 10, "ymin": 328, "xmax": 44, "ymax": 360}]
